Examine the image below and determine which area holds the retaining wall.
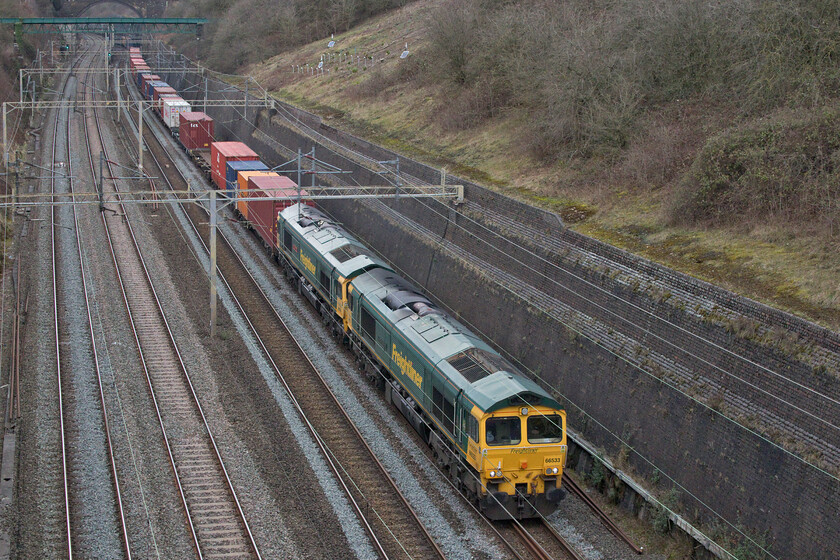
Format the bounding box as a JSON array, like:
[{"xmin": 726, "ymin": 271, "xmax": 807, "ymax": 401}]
[{"xmin": 152, "ymin": 53, "xmax": 840, "ymax": 559}]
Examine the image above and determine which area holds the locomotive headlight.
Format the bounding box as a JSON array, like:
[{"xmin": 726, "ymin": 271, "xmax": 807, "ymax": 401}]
[
  {"xmin": 545, "ymin": 467, "xmax": 559, "ymax": 475},
  {"xmin": 488, "ymin": 470, "xmax": 502, "ymax": 478},
  {"xmin": 520, "ymin": 407, "xmax": 529, "ymax": 416}
]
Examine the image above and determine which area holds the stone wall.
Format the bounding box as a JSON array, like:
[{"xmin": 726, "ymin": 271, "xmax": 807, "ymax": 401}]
[{"xmin": 152, "ymin": 53, "xmax": 840, "ymax": 558}]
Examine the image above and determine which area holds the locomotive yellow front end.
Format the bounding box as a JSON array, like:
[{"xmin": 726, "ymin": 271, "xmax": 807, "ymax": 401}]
[{"xmin": 477, "ymin": 406, "xmax": 568, "ymax": 520}]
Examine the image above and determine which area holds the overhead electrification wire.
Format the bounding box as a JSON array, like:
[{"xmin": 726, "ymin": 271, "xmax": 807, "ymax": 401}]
[{"xmin": 148, "ymin": 56, "xmax": 825, "ymax": 559}]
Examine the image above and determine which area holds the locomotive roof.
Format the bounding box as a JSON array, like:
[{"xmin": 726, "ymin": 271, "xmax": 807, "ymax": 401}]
[
  {"xmin": 351, "ymin": 267, "xmax": 561, "ymax": 413},
  {"xmin": 279, "ymin": 204, "xmax": 391, "ymax": 279}
]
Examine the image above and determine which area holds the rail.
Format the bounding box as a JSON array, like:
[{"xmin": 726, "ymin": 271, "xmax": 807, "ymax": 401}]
[
  {"xmin": 87, "ymin": 39, "xmax": 261, "ymax": 560},
  {"xmin": 130, "ymin": 74, "xmax": 445, "ymax": 560}
]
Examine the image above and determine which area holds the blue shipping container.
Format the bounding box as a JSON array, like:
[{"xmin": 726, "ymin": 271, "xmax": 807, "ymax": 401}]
[
  {"xmin": 226, "ymin": 160, "xmax": 269, "ymax": 196},
  {"xmin": 145, "ymin": 80, "xmax": 168, "ymax": 100},
  {"xmin": 137, "ymin": 72, "xmax": 151, "ymax": 90}
]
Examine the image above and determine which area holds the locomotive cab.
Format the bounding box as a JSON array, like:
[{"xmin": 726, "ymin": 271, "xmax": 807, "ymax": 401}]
[{"xmin": 476, "ymin": 405, "xmax": 568, "ymax": 520}]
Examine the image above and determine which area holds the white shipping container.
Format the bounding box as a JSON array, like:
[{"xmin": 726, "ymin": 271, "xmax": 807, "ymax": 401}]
[{"xmin": 161, "ymin": 98, "xmax": 192, "ymax": 129}]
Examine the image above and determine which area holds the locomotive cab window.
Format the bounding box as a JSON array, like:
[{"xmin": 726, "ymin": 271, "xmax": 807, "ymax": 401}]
[
  {"xmin": 485, "ymin": 417, "xmax": 521, "ymax": 446},
  {"xmin": 283, "ymin": 229, "xmax": 293, "ymax": 251},
  {"xmin": 527, "ymin": 414, "xmax": 563, "ymax": 444}
]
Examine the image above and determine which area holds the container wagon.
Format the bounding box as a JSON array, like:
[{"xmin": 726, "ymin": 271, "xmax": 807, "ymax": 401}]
[
  {"xmin": 225, "ymin": 160, "xmax": 269, "ymax": 196},
  {"xmin": 161, "ymin": 97, "xmax": 192, "ymax": 130},
  {"xmin": 247, "ymin": 174, "xmax": 308, "ymax": 250},
  {"xmin": 210, "ymin": 142, "xmax": 259, "ymax": 191},
  {"xmin": 236, "ymin": 171, "xmax": 277, "ymax": 219},
  {"xmin": 179, "ymin": 112, "xmax": 214, "ymax": 150}
]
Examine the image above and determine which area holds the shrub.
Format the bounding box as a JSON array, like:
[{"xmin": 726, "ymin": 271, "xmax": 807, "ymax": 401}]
[{"xmin": 669, "ymin": 104, "xmax": 840, "ymax": 230}]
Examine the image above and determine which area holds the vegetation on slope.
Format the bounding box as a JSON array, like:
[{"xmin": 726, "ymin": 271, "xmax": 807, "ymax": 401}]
[
  {"xmin": 166, "ymin": 0, "xmax": 410, "ymax": 72},
  {"xmin": 170, "ymin": 0, "xmax": 840, "ymax": 327}
]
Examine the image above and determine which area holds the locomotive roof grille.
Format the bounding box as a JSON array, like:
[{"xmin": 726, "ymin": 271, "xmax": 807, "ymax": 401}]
[
  {"xmin": 331, "ymin": 244, "xmax": 370, "ymax": 263},
  {"xmin": 384, "ymin": 289, "xmax": 431, "ymax": 310},
  {"xmin": 448, "ymin": 348, "xmax": 516, "ymax": 384}
]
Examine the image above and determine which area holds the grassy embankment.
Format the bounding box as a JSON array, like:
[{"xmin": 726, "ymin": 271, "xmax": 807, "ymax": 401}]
[{"xmin": 173, "ymin": 0, "xmax": 840, "ymax": 331}]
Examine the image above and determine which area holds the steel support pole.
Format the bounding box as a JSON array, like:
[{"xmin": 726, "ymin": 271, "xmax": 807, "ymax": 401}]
[
  {"xmin": 297, "ymin": 148, "xmax": 302, "ymax": 220},
  {"xmin": 310, "ymin": 147, "xmax": 315, "ymax": 191},
  {"xmin": 2, "ymin": 104, "xmax": 7, "ymax": 176},
  {"xmin": 19, "ymin": 70, "xmax": 23, "ymax": 104},
  {"xmin": 395, "ymin": 157, "xmax": 401, "ymax": 199},
  {"xmin": 137, "ymin": 100, "xmax": 144, "ymax": 172},
  {"xmin": 115, "ymin": 69, "xmax": 121, "ymax": 122},
  {"xmin": 244, "ymin": 78, "xmax": 248, "ymax": 121},
  {"xmin": 209, "ymin": 190, "xmax": 217, "ymax": 338},
  {"xmin": 98, "ymin": 151, "xmax": 104, "ymax": 210}
]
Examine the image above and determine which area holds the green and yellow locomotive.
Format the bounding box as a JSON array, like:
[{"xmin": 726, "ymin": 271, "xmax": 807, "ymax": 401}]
[{"xmin": 276, "ymin": 203, "xmax": 568, "ymax": 520}]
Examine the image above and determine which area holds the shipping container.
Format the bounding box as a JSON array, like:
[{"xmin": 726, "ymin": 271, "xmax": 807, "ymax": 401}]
[
  {"xmin": 210, "ymin": 142, "xmax": 259, "ymax": 191},
  {"xmin": 247, "ymin": 174, "xmax": 309, "ymax": 250},
  {"xmin": 152, "ymin": 86, "xmax": 177, "ymax": 102},
  {"xmin": 156, "ymin": 93, "xmax": 180, "ymax": 111},
  {"xmin": 139, "ymin": 73, "xmax": 160, "ymax": 93},
  {"xmin": 178, "ymin": 112, "xmax": 214, "ymax": 150},
  {"xmin": 226, "ymin": 160, "xmax": 268, "ymax": 196},
  {"xmin": 145, "ymin": 80, "xmax": 167, "ymax": 99},
  {"xmin": 236, "ymin": 171, "xmax": 277, "ymax": 218},
  {"xmin": 161, "ymin": 98, "xmax": 192, "ymax": 129}
]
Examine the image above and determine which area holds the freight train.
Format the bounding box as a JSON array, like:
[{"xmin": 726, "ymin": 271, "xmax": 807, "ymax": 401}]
[{"xmin": 129, "ymin": 51, "xmax": 568, "ymax": 520}]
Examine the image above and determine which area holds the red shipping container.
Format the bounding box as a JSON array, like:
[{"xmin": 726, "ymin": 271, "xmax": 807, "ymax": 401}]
[
  {"xmin": 237, "ymin": 171, "xmax": 276, "ymax": 218},
  {"xmin": 211, "ymin": 142, "xmax": 259, "ymax": 190},
  {"xmin": 140, "ymin": 74, "xmax": 160, "ymax": 93},
  {"xmin": 247, "ymin": 174, "xmax": 309, "ymax": 250},
  {"xmin": 179, "ymin": 112, "xmax": 214, "ymax": 150},
  {"xmin": 152, "ymin": 86, "xmax": 177, "ymax": 102}
]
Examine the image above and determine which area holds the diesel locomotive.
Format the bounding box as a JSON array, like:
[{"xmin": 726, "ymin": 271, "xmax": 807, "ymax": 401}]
[
  {"xmin": 276, "ymin": 203, "xmax": 568, "ymax": 520},
  {"xmin": 131, "ymin": 53, "xmax": 568, "ymax": 520}
]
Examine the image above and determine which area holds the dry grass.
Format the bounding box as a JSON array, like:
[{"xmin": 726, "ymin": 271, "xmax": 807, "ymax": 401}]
[{"xmin": 240, "ymin": 1, "xmax": 840, "ymax": 330}]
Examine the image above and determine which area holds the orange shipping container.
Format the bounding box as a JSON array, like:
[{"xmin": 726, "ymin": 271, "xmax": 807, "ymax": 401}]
[{"xmin": 237, "ymin": 171, "xmax": 277, "ymax": 218}]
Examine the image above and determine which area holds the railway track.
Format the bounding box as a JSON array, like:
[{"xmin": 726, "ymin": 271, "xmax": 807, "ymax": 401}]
[
  {"xmin": 122, "ymin": 60, "xmax": 653, "ymax": 559},
  {"xmin": 83, "ymin": 41, "xmax": 261, "ymax": 560},
  {"xmin": 49, "ymin": 43, "xmax": 129, "ymax": 558},
  {"xmin": 563, "ymin": 473, "xmax": 643, "ymax": 554},
  {"xmin": 129, "ymin": 79, "xmax": 445, "ymax": 560}
]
